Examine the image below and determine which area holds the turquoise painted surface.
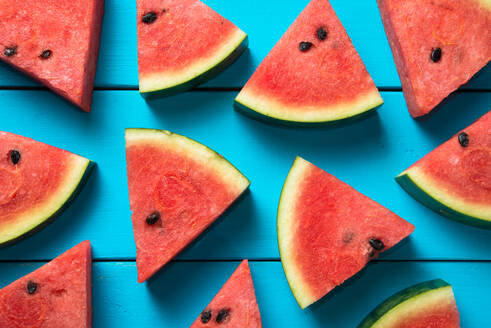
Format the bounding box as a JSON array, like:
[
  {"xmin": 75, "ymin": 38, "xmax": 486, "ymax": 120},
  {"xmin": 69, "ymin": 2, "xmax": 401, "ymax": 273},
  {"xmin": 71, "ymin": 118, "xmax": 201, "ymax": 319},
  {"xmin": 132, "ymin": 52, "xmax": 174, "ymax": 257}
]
[{"xmin": 0, "ymin": 0, "xmax": 489, "ymax": 327}]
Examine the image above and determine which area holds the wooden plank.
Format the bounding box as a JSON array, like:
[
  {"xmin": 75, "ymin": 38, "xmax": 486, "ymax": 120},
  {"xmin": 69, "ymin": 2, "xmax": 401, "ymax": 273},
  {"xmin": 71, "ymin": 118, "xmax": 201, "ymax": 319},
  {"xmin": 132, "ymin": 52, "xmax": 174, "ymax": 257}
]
[
  {"xmin": 0, "ymin": 260, "xmax": 489, "ymax": 327},
  {"xmin": 0, "ymin": 0, "xmax": 488, "ymax": 89},
  {"xmin": 0, "ymin": 90, "xmax": 489, "ymax": 261}
]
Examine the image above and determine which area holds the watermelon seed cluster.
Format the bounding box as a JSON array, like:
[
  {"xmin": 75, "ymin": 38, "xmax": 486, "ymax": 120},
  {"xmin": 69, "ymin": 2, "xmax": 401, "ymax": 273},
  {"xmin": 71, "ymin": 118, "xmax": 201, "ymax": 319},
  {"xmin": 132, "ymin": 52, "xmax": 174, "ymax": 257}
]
[
  {"xmin": 458, "ymin": 132, "xmax": 469, "ymax": 147},
  {"xmin": 26, "ymin": 280, "xmax": 38, "ymax": 295},
  {"xmin": 200, "ymin": 308, "xmax": 231, "ymax": 324},
  {"xmin": 9, "ymin": 149, "xmax": 21, "ymax": 165},
  {"xmin": 430, "ymin": 47, "xmax": 442, "ymax": 63},
  {"xmin": 142, "ymin": 12, "xmax": 158, "ymax": 24},
  {"xmin": 3, "ymin": 46, "xmax": 17, "ymax": 57},
  {"xmin": 299, "ymin": 26, "xmax": 329, "ymax": 52}
]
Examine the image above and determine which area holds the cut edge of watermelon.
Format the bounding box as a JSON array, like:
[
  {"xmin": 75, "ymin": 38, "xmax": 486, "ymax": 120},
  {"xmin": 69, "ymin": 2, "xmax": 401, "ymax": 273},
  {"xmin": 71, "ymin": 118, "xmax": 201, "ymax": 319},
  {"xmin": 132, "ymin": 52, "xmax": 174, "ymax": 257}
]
[
  {"xmin": 357, "ymin": 279, "xmax": 456, "ymax": 328},
  {"xmin": 0, "ymin": 156, "xmax": 95, "ymax": 247},
  {"xmin": 234, "ymin": 87, "xmax": 383, "ymax": 125},
  {"xmin": 277, "ymin": 156, "xmax": 319, "ymax": 309},
  {"xmin": 139, "ymin": 29, "xmax": 248, "ymax": 98},
  {"xmin": 396, "ymin": 166, "xmax": 491, "ymax": 229},
  {"xmin": 125, "ymin": 128, "xmax": 250, "ymax": 198}
]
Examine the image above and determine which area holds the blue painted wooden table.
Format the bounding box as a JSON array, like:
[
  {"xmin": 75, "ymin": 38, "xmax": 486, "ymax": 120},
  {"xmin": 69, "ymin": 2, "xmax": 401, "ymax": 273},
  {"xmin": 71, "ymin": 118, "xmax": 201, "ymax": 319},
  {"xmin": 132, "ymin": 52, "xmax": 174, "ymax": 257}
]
[{"xmin": 0, "ymin": 0, "xmax": 489, "ymax": 327}]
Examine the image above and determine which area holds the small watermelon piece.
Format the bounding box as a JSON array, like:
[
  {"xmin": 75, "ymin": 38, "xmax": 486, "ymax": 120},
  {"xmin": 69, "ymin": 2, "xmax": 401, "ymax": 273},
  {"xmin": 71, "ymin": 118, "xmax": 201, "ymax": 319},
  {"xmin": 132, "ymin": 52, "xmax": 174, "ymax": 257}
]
[
  {"xmin": 125, "ymin": 129, "xmax": 250, "ymax": 282},
  {"xmin": 396, "ymin": 111, "xmax": 491, "ymax": 229},
  {"xmin": 0, "ymin": 131, "xmax": 94, "ymax": 247},
  {"xmin": 235, "ymin": 0, "xmax": 383, "ymax": 125},
  {"xmin": 190, "ymin": 260, "xmax": 262, "ymax": 327},
  {"xmin": 0, "ymin": 241, "xmax": 92, "ymax": 328},
  {"xmin": 377, "ymin": 0, "xmax": 491, "ymax": 118},
  {"xmin": 0, "ymin": 0, "xmax": 104, "ymax": 112},
  {"xmin": 278, "ymin": 157, "xmax": 414, "ymax": 309},
  {"xmin": 137, "ymin": 0, "xmax": 248, "ymax": 98},
  {"xmin": 358, "ymin": 279, "xmax": 460, "ymax": 328}
]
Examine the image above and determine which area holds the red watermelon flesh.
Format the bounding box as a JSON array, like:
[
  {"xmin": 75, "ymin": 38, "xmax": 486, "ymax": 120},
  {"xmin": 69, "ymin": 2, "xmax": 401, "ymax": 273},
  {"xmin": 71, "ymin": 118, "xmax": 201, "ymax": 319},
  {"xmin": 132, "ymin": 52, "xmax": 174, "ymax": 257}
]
[
  {"xmin": 235, "ymin": 0, "xmax": 383, "ymax": 123},
  {"xmin": 0, "ymin": 131, "xmax": 93, "ymax": 247},
  {"xmin": 190, "ymin": 260, "xmax": 262, "ymax": 327},
  {"xmin": 137, "ymin": 0, "xmax": 247, "ymax": 95},
  {"xmin": 377, "ymin": 0, "xmax": 490, "ymax": 118},
  {"xmin": 0, "ymin": 0, "xmax": 104, "ymax": 112},
  {"xmin": 278, "ymin": 157, "xmax": 415, "ymax": 308},
  {"xmin": 0, "ymin": 241, "xmax": 92, "ymax": 328},
  {"xmin": 125, "ymin": 129, "xmax": 250, "ymax": 282}
]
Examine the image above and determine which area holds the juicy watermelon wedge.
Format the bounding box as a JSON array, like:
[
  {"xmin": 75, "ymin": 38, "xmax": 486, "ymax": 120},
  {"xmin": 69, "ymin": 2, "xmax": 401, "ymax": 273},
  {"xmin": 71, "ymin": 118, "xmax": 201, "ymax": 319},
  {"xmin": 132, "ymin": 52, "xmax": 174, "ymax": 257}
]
[
  {"xmin": 137, "ymin": 0, "xmax": 248, "ymax": 98},
  {"xmin": 278, "ymin": 157, "xmax": 414, "ymax": 309},
  {"xmin": 0, "ymin": 241, "xmax": 92, "ymax": 328},
  {"xmin": 0, "ymin": 131, "xmax": 94, "ymax": 247},
  {"xmin": 190, "ymin": 260, "xmax": 262, "ymax": 327},
  {"xmin": 358, "ymin": 279, "xmax": 460, "ymax": 328},
  {"xmin": 0, "ymin": 0, "xmax": 104, "ymax": 112},
  {"xmin": 377, "ymin": 0, "xmax": 490, "ymax": 118},
  {"xmin": 397, "ymin": 111, "xmax": 491, "ymax": 229},
  {"xmin": 235, "ymin": 0, "xmax": 383, "ymax": 125},
  {"xmin": 125, "ymin": 129, "xmax": 250, "ymax": 282}
]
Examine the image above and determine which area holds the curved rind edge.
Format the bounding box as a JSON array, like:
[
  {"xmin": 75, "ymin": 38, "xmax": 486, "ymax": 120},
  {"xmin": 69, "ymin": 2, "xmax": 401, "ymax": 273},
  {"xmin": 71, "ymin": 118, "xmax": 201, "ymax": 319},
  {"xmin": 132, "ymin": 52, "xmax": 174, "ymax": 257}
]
[
  {"xmin": 396, "ymin": 172, "xmax": 491, "ymax": 230},
  {"xmin": 357, "ymin": 279, "xmax": 452, "ymax": 328},
  {"xmin": 0, "ymin": 158, "xmax": 95, "ymax": 248}
]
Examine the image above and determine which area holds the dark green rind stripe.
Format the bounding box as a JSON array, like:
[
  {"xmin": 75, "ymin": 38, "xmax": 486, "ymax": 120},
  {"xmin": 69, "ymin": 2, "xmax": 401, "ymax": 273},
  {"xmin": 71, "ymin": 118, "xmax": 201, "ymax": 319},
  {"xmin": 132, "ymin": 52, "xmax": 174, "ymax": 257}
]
[
  {"xmin": 358, "ymin": 279, "xmax": 450, "ymax": 328},
  {"xmin": 234, "ymin": 99, "xmax": 380, "ymax": 127},
  {"xmin": 396, "ymin": 173, "xmax": 491, "ymax": 230},
  {"xmin": 0, "ymin": 161, "xmax": 96, "ymax": 248},
  {"xmin": 141, "ymin": 37, "xmax": 248, "ymax": 100}
]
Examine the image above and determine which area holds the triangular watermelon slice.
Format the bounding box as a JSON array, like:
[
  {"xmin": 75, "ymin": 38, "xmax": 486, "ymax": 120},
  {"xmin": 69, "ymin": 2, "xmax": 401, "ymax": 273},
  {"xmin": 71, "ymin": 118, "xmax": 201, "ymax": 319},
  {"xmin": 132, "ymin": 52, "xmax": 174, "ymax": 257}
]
[
  {"xmin": 125, "ymin": 129, "xmax": 250, "ymax": 282},
  {"xmin": 235, "ymin": 0, "xmax": 383, "ymax": 125},
  {"xmin": 0, "ymin": 241, "xmax": 92, "ymax": 328},
  {"xmin": 190, "ymin": 260, "xmax": 262, "ymax": 327},
  {"xmin": 0, "ymin": 131, "xmax": 94, "ymax": 247},
  {"xmin": 358, "ymin": 279, "xmax": 460, "ymax": 328},
  {"xmin": 137, "ymin": 0, "xmax": 248, "ymax": 98},
  {"xmin": 0, "ymin": 0, "xmax": 104, "ymax": 112},
  {"xmin": 278, "ymin": 157, "xmax": 414, "ymax": 309},
  {"xmin": 377, "ymin": 0, "xmax": 490, "ymax": 118},
  {"xmin": 397, "ymin": 110, "xmax": 491, "ymax": 229}
]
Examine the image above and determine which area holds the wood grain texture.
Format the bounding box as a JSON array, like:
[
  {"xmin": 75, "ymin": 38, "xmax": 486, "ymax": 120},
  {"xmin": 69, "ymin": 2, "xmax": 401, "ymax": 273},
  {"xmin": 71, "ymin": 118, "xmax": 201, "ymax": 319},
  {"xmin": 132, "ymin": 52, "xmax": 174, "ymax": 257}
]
[
  {"xmin": 0, "ymin": 261, "xmax": 489, "ymax": 327},
  {"xmin": 0, "ymin": 90, "xmax": 489, "ymax": 261},
  {"xmin": 0, "ymin": 0, "xmax": 488, "ymax": 89}
]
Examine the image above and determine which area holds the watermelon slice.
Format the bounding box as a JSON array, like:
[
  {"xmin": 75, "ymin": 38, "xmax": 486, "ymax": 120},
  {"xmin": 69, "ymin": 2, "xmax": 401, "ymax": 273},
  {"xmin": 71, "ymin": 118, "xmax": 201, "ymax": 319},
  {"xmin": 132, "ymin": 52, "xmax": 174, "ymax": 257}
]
[
  {"xmin": 377, "ymin": 0, "xmax": 490, "ymax": 118},
  {"xmin": 0, "ymin": 131, "xmax": 94, "ymax": 247},
  {"xmin": 397, "ymin": 111, "xmax": 491, "ymax": 229},
  {"xmin": 358, "ymin": 279, "xmax": 460, "ymax": 328},
  {"xmin": 125, "ymin": 129, "xmax": 250, "ymax": 282},
  {"xmin": 278, "ymin": 157, "xmax": 415, "ymax": 309},
  {"xmin": 0, "ymin": 241, "xmax": 92, "ymax": 328},
  {"xmin": 234, "ymin": 0, "xmax": 383, "ymax": 125},
  {"xmin": 190, "ymin": 260, "xmax": 262, "ymax": 327},
  {"xmin": 0, "ymin": 0, "xmax": 104, "ymax": 112},
  {"xmin": 137, "ymin": 0, "xmax": 248, "ymax": 98}
]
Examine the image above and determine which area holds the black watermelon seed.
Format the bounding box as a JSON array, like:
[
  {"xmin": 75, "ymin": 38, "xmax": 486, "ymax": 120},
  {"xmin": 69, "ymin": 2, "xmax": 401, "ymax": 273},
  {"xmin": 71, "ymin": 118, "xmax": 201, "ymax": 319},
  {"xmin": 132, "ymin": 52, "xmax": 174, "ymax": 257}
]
[
  {"xmin": 299, "ymin": 41, "xmax": 313, "ymax": 52},
  {"xmin": 4, "ymin": 46, "xmax": 17, "ymax": 57},
  {"xmin": 216, "ymin": 308, "xmax": 230, "ymax": 324},
  {"xmin": 145, "ymin": 211, "xmax": 161, "ymax": 225},
  {"xmin": 369, "ymin": 238, "xmax": 385, "ymax": 251},
  {"xmin": 26, "ymin": 281, "xmax": 38, "ymax": 295},
  {"xmin": 458, "ymin": 132, "xmax": 469, "ymax": 147},
  {"xmin": 142, "ymin": 12, "xmax": 158, "ymax": 24},
  {"xmin": 317, "ymin": 27, "xmax": 328, "ymax": 41},
  {"xmin": 430, "ymin": 47, "xmax": 442, "ymax": 62},
  {"xmin": 9, "ymin": 149, "xmax": 21, "ymax": 165},
  {"xmin": 200, "ymin": 309, "xmax": 212, "ymax": 324},
  {"xmin": 40, "ymin": 50, "xmax": 52, "ymax": 59}
]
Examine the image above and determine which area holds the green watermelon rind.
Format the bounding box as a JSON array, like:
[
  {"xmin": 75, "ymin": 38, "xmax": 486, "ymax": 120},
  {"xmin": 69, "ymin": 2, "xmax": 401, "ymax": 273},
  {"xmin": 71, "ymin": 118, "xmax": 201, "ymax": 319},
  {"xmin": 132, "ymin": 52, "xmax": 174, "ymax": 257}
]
[
  {"xmin": 0, "ymin": 158, "xmax": 95, "ymax": 248},
  {"xmin": 396, "ymin": 171, "xmax": 491, "ymax": 230},
  {"xmin": 140, "ymin": 34, "xmax": 248, "ymax": 99},
  {"xmin": 357, "ymin": 279, "xmax": 454, "ymax": 328},
  {"xmin": 234, "ymin": 90, "xmax": 384, "ymax": 126}
]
